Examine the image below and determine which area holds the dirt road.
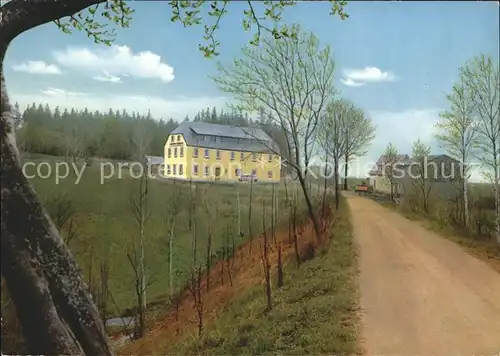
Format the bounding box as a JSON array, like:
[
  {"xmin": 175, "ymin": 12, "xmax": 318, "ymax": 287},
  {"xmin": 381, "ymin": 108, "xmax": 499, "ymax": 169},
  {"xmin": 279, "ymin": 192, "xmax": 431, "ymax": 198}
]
[{"xmin": 346, "ymin": 193, "xmax": 500, "ymax": 355}]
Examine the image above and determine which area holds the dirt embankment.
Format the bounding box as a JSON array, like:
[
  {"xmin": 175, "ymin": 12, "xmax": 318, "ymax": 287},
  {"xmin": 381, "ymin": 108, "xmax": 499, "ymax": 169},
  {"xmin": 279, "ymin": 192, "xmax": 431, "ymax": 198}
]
[{"xmin": 118, "ymin": 206, "xmax": 333, "ymax": 355}]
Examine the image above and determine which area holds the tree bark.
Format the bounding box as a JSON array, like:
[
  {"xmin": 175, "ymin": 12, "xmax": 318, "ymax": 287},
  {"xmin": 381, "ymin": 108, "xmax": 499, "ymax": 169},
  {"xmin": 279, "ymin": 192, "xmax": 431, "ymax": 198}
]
[
  {"xmin": 322, "ymin": 155, "xmax": 328, "ymax": 216},
  {"xmin": 1, "ymin": 72, "xmax": 111, "ymax": 355},
  {"xmin": 1, "ymin": 1, "xmax": 112, "ymax": 354},
  {"xmin": 297, "ymin": 172, "xmax": 322, "ymax": 243}
]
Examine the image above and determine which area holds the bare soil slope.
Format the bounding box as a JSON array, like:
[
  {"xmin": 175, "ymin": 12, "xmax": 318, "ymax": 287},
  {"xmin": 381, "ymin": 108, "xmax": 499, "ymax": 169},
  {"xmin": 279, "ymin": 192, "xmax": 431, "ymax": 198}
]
[
  {"xmin": 346, "ymin": 193, "xmax": 500, "ymax": 355},
  {"xmin": 118, "ymin": 207, "xmax": 330, "ymax": 355}
]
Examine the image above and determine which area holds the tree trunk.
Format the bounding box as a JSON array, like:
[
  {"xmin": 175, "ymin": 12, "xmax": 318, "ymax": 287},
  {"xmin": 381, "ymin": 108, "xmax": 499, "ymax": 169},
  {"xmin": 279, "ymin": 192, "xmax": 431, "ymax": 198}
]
[
  {"xmin": 463, "ymin": 175, "xmax": 469, "ymax": 229},
  {"xmin": 236, "ymin": 186, "xmax": 241, "ymax": 238},
  {"xmin": 1, "ymin": 65, "xmax": 112, "ymax": 356},
  {"xmin": 334, "ymin": 157, "xmax": 340, "ymax": 210},
  {"xmin": 297, "ymin": 172, "xmax": 322, "ymax": 243},
  {"xmin": 1, "ymin": 2, "xmax": 115, "ymax": 353},
  {"xmin": 277, "ymin": 242, "xmax": 284, "ymax": 288},
  {"xmin": 494, "ymin": 157, "xmax": 500, "ymax": 245},
  {"xmin": 343, "ymin": 152, "xmax": 349, "ymax": 190},
  {"xmin": 169, "ymin": 225, "xmax": 174, "ymax": 299},
  {"xmin": 322, "ymin": 155, "xmax": 328, "ymax": 215}
]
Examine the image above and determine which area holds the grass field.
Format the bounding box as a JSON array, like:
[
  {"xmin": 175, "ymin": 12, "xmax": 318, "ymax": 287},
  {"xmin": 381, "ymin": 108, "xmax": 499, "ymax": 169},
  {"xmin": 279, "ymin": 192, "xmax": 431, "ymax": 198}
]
[
  {"xmin": 118, "ymin": 196, "xmax": 360, "ymax": 355},
  {"xmin": 20, "ymin": 153, "xmax": 315, "ymax": 315}
]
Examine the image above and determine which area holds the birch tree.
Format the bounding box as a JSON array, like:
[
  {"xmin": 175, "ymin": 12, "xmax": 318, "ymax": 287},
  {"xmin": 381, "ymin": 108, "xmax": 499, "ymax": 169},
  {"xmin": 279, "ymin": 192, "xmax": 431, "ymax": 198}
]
[
  {"xmin": 342, "ymin": 108, "xmax": 376, "ymax": 190},
  {"xmin": 435, "ymin": 73, "xmax": 478, "ymax": 228},
  {"xmin": 461, "ymin": 54, "xmax": 500, "ymax": 244},
  {"xmin": 383, "ymin": 143, "xmax": 399, "ymax": 203},
  {"xmin": 319, "ymin": 99, "xmax": 349, "ymax": 210},
  {"xmin": 213, "ymin": 26, "xmax": 336, "ymax": 242},
  {"xmin": 0, "ymin": 1, "xmax": 347, "ymax": 352},
  {"xmin": 410, "ymin": 139, "xmax": 433, "ymax": 213}
]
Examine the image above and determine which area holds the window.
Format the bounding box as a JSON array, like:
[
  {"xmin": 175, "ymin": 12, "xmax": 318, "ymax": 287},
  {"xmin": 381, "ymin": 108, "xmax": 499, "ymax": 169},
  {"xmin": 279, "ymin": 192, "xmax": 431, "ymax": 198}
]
[
  {"xmin": 240, "ymin": 152, "xmax": 244, "ymax": 161},
  {"xmin": 174, "ymin": 147, "xmax": 178, "ymax": 157},
  {"xmin": 166, "ymin": 164, "xmax": 171, "ymax": 175},
  {"xmin": 204, "ymin": 149, "xmax": 209, "ymax": 159},
  {"xmin": 252, "ymin": 169, "xmax": 256, "ymax": 176},
  {"xmin": 268, "ymin": 171, "xmax": 273, "ymax": 179},
  {"xmin": 193, "ymin": 165, "xmax": 199, "ymax": 175},
  {"xmin": 235, "ymin": 168, "xmax": 241, "ymax": 176},
  {"xmin": 179, "ymin": 164, "xmax": 183, "ymax": 175},
  {"xmin": 268, "ymin": 154, "xmax": 273, "ymax": 162},
  {"xmin": 168, "ymin": 148, "xmax": 171, "ymax": 158},
  {"xmin": 173, "ymin": 164, "xmax": 177, "ymax": 175},
  {"xmin": 230, "ymin": 152, "xmax": 235, "ymax": 161},
  {"xmin": 204, "ymin": 165, "xmax": 209, "ymax": 176},
  {"xmin": 193, "ymin": 148, "xmax": 199, "ymax": 157},
  {"xmin": 216, "ymin": 150, "xmax": 221, "ymax": 160},
  {"xmin": 210, "ymin": 136, "xmax": 216, "ymax": 142},
  {"xmin": 200, "ymin": 135, "xmax": 205, "ymax": 141},
  {"xmin": 177, "ymin": 135, "xmax": 181, "ymax": 142},
  {"xmin": 252, "ymin": 152, "xmax": 257, "ymax": 162},
  {"xmin": 180, "ymin": 147, "xmax": 184, "ymax": 157}
]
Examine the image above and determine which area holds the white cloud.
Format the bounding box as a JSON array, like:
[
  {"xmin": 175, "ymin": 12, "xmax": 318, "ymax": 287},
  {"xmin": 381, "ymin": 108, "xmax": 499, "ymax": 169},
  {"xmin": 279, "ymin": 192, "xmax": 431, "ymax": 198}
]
[
  {"xmin": 53, "ymin": 45, "xmax": 174, "ymax": 83},
  {"xmin": 93, "ymin": 71, "xmax": 122, "ymax": 83},
  {"xmin": 12, "ymin": 60, "xmax": 61, "ymax": 75},
  {"xmin": 341, "ymin": 66, "xmax": 396, "ymax": 87},
  {"xmin": 40, "ymin": 87, "xmax": 88, "ymax": 97},
  {"xmin": 340, "ymin": 78, "xmax": 366, "ymax": 87},
  {"xmin": 13, "ymin": 87, "xmax": 227, "ymax": 121}
]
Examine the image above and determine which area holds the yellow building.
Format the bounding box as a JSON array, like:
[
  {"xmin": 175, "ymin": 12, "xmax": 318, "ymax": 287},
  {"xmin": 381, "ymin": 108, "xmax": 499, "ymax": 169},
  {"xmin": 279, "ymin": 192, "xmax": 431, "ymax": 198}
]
[{"xmin": 163, "ymin": 122, "xmax": 281, "ymax": 183}]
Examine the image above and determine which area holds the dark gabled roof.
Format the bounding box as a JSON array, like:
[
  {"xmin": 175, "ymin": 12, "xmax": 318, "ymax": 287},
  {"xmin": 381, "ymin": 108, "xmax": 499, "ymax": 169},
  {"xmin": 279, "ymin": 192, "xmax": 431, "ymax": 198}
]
[
  {"xmin": 368, "ymin": 153, "xmax": 461, "ymax": 176},
  {"xmin": 170, "ymin": 121, "xmax": 280, "ymax": 153}
]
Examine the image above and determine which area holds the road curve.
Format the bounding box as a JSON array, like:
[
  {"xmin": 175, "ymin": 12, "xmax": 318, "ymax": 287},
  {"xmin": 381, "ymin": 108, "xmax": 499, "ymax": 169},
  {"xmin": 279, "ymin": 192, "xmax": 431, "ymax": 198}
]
[{"xmin": 346, "ymin": 193, "xmax": 500, "ymax": 355}]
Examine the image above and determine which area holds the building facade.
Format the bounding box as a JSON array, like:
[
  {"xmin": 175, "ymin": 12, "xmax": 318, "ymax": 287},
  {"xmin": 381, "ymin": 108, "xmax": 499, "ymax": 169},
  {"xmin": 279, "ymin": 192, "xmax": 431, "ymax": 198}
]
[
  {"xmin": 369, "ymin": 153, "xmax": 461, "ymax": 200},
  {"xmin": 164, "ymin": 122, "xmax": 281, "ymax": 182}
]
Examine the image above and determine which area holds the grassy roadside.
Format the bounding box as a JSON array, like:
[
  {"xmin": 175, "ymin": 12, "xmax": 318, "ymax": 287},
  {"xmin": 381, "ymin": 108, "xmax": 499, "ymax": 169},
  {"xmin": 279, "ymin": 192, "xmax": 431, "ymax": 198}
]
[
  {"xmin": 378, "ymin": 201, "xmax": 500, "ymax": 273},
  {"xmin": 170, "ymin": 197, "xmax": 361, "ymax": 355}
]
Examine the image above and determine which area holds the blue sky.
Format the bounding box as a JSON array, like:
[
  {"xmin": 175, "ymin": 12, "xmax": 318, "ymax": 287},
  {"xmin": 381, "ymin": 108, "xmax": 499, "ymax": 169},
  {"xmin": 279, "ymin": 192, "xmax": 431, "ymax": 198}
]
[{"xmin": 4, "ymin": 1, "xmax": 499, "ymax": 179}]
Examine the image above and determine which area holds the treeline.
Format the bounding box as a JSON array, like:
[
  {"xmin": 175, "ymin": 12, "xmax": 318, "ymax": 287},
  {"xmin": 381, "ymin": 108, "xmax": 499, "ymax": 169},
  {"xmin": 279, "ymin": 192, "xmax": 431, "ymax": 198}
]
[{"xmin": 14, "ymin": 103, "xmax": 289, "ymax": 162}]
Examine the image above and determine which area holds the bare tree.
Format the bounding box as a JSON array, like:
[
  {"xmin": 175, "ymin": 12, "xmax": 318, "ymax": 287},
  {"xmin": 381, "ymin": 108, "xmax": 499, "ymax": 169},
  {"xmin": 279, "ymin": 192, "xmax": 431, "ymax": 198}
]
[
  {"xmin": 44, "ymin": 192, "xmax": 81, "ymax": 247},
  {"xmin": 63, "ymin": 127, "xmax": 84, "ymax": 164},
  {"xmin": 435, "ymin": 73, "xmax": 478, "ymax": 228},
  {"xmin": 260, "ymin": 202, "xmax": 272, "ymax": 312},
  {"xmin": 461, "ymin": 54, "xmax": 500, "ymax": 244},
  {"xmin": 277, "ymin": 242, "xmax": 284, "ymax": 288},
  {"xmin": 127, "ymin": 125, "xmax": 151, "ymax": 339},
  {"xmin": 342, "ymin": 107, "xmax": 376, "ymax": 190},
  {"xmin": 213, "ymin": 25, "xmax": 336, "ymax": 243},
  {"xmin": 188, "ymin": 265, "xmax": 204, "ymax": 337},
  {"xmin": 248, "ymin": 178, "xmax": 254, "ymax": 253},
  {"xmin": 165, "ymin": 187, "xmax": 182, "ymax": 300},
  {"xmin": 383, "ymin": 143, "xmax": 400, "ymax": 203},
  {"xmin": 410, "ymin": 139, "xmax": 433, "ymax": 213},
  {"xmin": 203, "ymin": 190, "xmax": 216, "ymax": 292},
  {"xmin": 319, "ymin": 99, "xmax": 350, "ymax": 210}
]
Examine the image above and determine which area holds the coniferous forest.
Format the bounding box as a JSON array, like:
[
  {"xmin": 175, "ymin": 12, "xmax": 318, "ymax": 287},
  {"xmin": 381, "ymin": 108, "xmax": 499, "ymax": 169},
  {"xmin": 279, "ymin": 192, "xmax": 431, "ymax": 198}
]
[{"xmin": 14, "ymin": 102, "xmax": 290, "ymax": 162}]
